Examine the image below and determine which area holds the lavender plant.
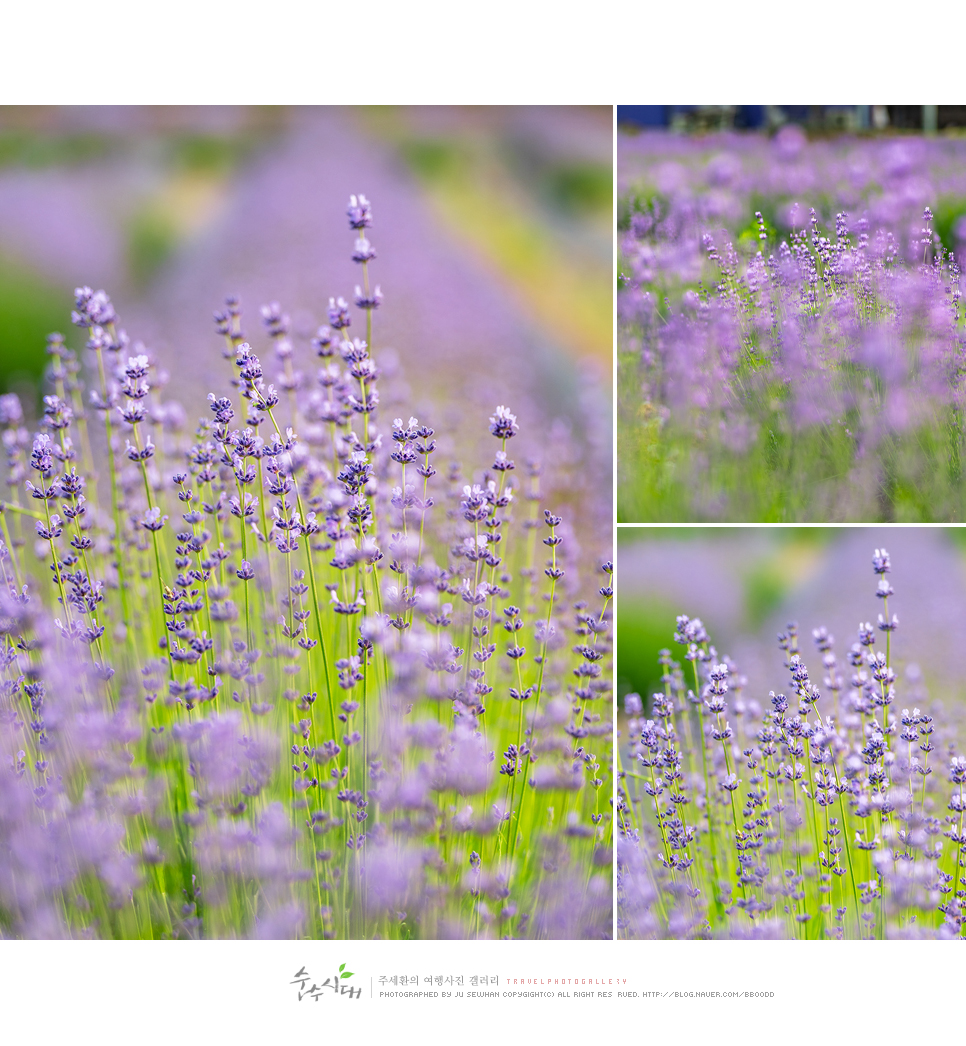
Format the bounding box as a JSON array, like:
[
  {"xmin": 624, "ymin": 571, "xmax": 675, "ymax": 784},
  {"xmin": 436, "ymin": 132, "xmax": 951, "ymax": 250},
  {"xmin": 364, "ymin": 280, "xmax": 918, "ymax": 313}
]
[
  {"xmin": 618, "ymin": 130, "xmax": 966, "ymax": 522},
  {"xmin": 0, "ymin": 194, "xmax": 613, "ymax": 940},
  {"xmin": 619, "ymin": 546, "xmax": 966, "ymax": 940}
]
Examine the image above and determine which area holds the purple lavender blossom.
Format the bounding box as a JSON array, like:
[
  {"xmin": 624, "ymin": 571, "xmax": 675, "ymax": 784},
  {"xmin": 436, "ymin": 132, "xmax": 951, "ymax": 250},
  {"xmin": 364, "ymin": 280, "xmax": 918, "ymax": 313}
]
[{"xmin": 0, "ymin": 186, "xmax": 612, "ymax": 941}]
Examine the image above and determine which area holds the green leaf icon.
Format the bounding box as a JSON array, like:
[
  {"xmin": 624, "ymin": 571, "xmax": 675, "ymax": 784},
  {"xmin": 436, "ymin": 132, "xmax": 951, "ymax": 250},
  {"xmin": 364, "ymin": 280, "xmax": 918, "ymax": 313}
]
[
  {"xmin": 339, "ymin": 964, "xmax": 345, "ymax": 972},
  {"xmin": 341, "ymin": 971, "xmax": 354, "ymax": 979}
]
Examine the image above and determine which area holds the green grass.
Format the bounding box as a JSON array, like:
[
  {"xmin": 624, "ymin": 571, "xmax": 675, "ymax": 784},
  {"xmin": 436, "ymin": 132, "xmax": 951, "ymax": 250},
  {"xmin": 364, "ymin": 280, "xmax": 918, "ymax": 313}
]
[
  {"xmin": 0, "ymin": 131, "xmax": 114, "ymax": 169},
  {"xmin": 618, "ymin": 351, "xmax": 966, "ymax": 522},
  {"xmin": 0, "ymin": 256, "xmax": 68, "ymax": 397}
]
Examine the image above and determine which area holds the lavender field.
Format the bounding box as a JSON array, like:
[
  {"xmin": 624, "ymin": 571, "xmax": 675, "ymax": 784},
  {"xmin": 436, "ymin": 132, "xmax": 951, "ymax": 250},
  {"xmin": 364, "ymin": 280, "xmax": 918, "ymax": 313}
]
[
  {"xmin": 618, "ymin": 530, "xmax": 966, "ymax": 939},
  {"xmin": 618, "ymin": 127, "xmax": 966, "ymax": 522},
  {"xmin": 0, "ymin": 109, "xmax": 613, "ymax": 940}
]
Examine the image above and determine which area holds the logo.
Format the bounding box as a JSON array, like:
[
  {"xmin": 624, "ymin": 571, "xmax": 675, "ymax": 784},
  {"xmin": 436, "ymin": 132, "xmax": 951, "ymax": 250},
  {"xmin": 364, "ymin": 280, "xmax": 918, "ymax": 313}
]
[{"xmin": 291, "ymin": 964, "xmax": 361, "ymax": 1001}]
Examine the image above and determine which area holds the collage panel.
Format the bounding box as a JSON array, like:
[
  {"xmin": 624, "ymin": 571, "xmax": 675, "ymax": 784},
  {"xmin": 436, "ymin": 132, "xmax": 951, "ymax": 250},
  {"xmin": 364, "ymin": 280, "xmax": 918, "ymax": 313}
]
[
  {"xmin": 0, "ymin": 105, "xmax": 614, "ymax": 942},
  {"xmin": 617, "ymin": 525, "xmax": 966, "ymax": 940},
  {"xmin": 617, "ymin": 105, "xmax": 966, "ymax": 524}
]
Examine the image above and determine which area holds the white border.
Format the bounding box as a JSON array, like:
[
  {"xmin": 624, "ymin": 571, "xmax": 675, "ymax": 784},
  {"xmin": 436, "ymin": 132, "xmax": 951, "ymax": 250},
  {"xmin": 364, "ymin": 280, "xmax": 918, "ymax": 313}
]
[{"xmin": 5, "ymin": 2, "xmax": 965, "ymax": 102}]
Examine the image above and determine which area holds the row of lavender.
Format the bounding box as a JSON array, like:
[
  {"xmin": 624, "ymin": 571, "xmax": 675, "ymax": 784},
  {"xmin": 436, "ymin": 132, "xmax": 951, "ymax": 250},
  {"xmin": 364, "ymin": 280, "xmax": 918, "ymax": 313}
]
[
  {"xmin": 619, "ymin": 547, "xmax": 966, "ymax": 939},
  {"xmin": 0, "ymin": 195, "xmax": 613, "ymax": 939},
  {"xmin": 618, "ymin": 130, "xmax": 966, "ymax": 521}
]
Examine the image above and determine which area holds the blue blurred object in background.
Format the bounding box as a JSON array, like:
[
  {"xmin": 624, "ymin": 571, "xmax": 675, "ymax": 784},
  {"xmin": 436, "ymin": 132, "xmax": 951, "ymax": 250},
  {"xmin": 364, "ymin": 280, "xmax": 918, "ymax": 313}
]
[{"xmin": 617, "ymin": 104, "xmax": 966, "ymax": 133}]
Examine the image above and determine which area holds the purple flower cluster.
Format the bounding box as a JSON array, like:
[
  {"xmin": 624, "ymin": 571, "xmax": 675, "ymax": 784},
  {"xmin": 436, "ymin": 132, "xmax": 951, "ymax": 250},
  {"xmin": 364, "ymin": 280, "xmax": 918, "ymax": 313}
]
[
  {"xmin": 618, "ymin": 129, "xmax": 966, "ymax": 520},
  {"xmin": 0, "ymin": 194, "xmax": 613, "ymax": 940},
  {"xmin": 620, "ymin": 546, "xmax": 966, "ymax": 940}
]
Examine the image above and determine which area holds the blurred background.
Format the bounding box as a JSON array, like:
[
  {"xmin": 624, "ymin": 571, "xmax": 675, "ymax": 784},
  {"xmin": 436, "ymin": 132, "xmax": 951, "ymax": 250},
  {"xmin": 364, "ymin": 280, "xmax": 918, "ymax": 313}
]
[
  {"xmin": 618, "ymin": 105, "xmax": 966, "ymax": 134},
  {"xmin": 0, "ymin": 104, "xmax": 613, "ymax": 542},
  {"xmin": 617, "ymin": 104, "xmax": 966, "ymax": 258},
  {"xmin": 616, "ymin": 103, "xmax": 966, "ymax": 524},
  {"xmin": 617, "ymin": 527, "xmax": 966, "ymax": 721}
]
